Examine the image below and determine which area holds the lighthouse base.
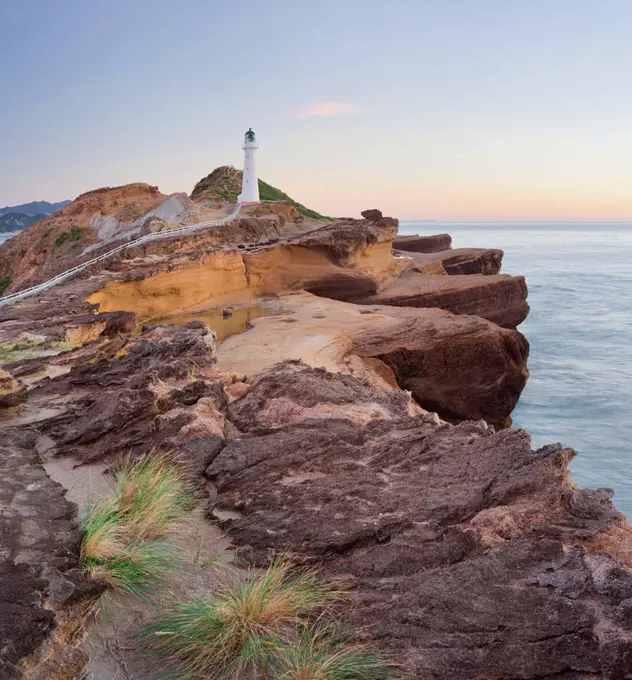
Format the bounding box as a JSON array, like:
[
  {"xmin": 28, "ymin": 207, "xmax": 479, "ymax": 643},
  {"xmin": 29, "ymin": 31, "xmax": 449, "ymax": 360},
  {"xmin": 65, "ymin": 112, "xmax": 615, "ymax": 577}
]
[{"xmin": 237, "ymin": 194, "xmax": 260, "ymax": 205}]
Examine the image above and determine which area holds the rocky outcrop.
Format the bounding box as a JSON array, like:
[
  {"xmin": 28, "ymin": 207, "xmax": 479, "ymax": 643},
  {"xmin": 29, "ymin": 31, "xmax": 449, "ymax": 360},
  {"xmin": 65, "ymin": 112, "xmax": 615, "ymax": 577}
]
[
  {"xmin": 0, "ymin": 310, "xmax": 629, "ymax": 679},
  {"xmin": 87, "ymin": 216, "xmax": 407, "ymax": 316},
  {"xmin": 34, "ymin": 323, "xmax": 227, "ymax": 470},
  {"xmin": 8, "ymin": 199, "xmax": 631, "ymax": 679},
  {"xmin": 358, "ymin": 270, "xmax": 529, "ymax": 329},
  {"xmin": 63, "ymin": 311, "xmax": 136, "ymax": 344},
  {"xmin": 353, "ymin": 306, "xmax": 529, "ymax": 426},
  {"xmin": 360, "ymin": 208, "xmax": 383, "ymax": 221},
  {"xmin": 399, "ymin": 247, "xmax": 504, "ymax": 276},
  {"xmin": 394, "ymin": 233, "xmax": 452, "ymax": 253},
  {"xmin": 207, "ymin": 362, "xmax": 632, "ymax": 680},
  {"xmin": 217, "ymin": 293, "xmax": 528, "ymax": 427}
]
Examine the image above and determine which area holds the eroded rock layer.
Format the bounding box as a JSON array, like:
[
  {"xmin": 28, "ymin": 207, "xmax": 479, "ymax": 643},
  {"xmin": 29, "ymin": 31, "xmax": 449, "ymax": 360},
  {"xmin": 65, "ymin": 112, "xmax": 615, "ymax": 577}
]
[
  {"xmin": 358, "ymin": 270, "xmax": 529, "ymax": 329},
  {"xmin": 207, "ymin": 362, "xmax": 632, "ymax": 680}
]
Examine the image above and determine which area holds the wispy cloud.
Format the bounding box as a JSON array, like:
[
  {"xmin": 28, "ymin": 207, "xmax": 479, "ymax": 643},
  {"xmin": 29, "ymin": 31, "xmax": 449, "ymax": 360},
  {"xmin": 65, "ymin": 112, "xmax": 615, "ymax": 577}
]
[
  {"xmin": 297, "ymin": 101, "xmax": 357, "ymax": 118},
  {"xmin": 557, "ymin": 139, "xmax": 575, "ymax": 145}
]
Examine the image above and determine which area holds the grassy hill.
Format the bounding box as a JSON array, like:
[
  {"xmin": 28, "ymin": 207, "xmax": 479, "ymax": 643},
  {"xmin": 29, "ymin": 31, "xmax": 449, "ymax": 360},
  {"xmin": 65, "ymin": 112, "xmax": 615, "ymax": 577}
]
[{"xmin": 190, "ymin": 166, "xmax": 331, "ymax": 220}]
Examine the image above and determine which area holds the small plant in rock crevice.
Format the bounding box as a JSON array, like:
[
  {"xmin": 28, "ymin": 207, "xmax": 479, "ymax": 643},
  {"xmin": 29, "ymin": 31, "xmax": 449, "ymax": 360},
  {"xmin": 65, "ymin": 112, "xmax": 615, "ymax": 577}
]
[{"xmin": 79, "ymin": 456, "xmax": 195, "ymax": 595}]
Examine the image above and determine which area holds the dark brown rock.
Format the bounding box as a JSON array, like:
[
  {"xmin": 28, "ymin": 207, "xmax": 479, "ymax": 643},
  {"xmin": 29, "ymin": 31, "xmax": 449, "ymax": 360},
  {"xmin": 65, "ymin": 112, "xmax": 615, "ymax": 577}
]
[
  {"xmin": 352, "ymin": 307, "xmax": 529, "ymax": 426},
  {"xmin": 206, "ymin": 363, "xmax": 632, "ymax": 680},
  {"xmin": 360, "ymin": 209, "xmax": 383, "ymax": 222},
  {"xmin": 394, "ymin": 233, "xmax": 452, "ymax": 253},
  {"xmin": 398, "ymin": 247, "xmax": 504, "ymax": 276},
  {"xmin": 358, "ymin": 270, "xmax": 529, "ymax": 329},
  {"xmin": 289, "ymin": 216, "xmax": 398, "ymax": 264},
  {"xmin": 0, "ymin": 429, "xmax": 104, "ymax": 680},
  {"xmin": 302, "ymin": 272, "xmax": 378, "ymax": 301},
  {"xmin": 33, "ymin": 323, "xmax": 225, "ymax": 465}
]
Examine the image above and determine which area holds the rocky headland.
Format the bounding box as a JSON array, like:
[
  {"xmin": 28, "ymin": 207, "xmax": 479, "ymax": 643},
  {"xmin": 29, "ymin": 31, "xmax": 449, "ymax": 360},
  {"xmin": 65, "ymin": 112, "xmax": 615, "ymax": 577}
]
[{"xmin": 0, "ymin": 181, "xmax": 631, "ymax": 679}]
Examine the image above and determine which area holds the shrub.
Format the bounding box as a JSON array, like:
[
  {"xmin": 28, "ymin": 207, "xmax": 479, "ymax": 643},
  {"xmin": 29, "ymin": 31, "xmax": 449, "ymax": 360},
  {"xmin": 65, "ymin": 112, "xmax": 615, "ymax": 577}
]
[
  {"xmin": 79, "ymin": 456, "xmax": 194, "ymax": 595},
  {"xmin": 0, "ymin": 276, "xmax": 11, "ymax": 296},
  {"xmin": 54, "ymin": 226, "xmax": 85, "ymax": 248},
  {"xmin": 141, "ymin": 557, "xmax": 340, "ymax": 678}
]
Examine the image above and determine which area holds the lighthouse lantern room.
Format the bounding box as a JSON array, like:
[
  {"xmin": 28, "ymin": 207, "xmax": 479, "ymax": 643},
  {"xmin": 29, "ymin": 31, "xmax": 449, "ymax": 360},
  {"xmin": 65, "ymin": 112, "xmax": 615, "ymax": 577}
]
[{"xmin": 238, "ymin": 128, "xmax": 260, "ymax": 203}]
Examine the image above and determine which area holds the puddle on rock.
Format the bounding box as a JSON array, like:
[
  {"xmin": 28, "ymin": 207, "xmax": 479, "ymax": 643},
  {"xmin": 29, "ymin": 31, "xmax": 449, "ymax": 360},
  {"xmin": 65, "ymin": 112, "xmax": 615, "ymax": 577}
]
[{"xmin": 141, "ymin": 302, "xmax": 278, "ymax": 342}]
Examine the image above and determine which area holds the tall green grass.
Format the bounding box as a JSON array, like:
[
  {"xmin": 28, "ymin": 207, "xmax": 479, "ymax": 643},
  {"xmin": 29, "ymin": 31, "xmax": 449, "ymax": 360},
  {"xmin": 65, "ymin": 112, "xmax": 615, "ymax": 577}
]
[
  {"xmin": 80, "ymin": 456, "xmax": 194, "ymax": 595},
  {"xmin": 141, "ymin": 557, "xmax": 397, "ymax": 679},
  {"xmin": 275, "ymin": 628, "xmax": 397, "ymax": 680},
  {"xmin": 141, "ymin": 557, "xmax": 340, "ymax": 678}
]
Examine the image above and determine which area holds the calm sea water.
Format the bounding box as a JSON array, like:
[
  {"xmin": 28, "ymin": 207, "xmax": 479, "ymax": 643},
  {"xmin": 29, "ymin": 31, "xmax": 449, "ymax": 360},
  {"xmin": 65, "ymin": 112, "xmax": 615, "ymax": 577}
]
[
  {"xmin": 2, "ymin": 227, "xmax": 631, "ymax": 515},
  {"xmin": 402, "ymin": 221, "xmax": 632, "ymax": 517}
]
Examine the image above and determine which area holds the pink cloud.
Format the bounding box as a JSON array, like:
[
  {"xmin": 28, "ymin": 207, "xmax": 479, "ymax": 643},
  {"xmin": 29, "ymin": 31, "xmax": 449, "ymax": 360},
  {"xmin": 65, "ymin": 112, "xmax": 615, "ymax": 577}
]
[{"xmin": 297, "ymin": 101, "xmax": 357, "ymax": 118}]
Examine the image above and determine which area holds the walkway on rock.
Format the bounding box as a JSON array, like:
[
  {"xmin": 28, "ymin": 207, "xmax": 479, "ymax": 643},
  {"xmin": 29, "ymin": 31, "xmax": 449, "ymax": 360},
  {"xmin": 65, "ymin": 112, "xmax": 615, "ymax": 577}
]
[{"xmin": 0, "ymin": 204, "xmax": 242, "ymax": 307}]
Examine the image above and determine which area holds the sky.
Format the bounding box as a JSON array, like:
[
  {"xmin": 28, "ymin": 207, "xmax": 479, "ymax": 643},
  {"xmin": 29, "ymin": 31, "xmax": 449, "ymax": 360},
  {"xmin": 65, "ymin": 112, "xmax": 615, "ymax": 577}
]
[{"xmin": 1, "ymin": 0, "xmax": 632, "ymax": 220}]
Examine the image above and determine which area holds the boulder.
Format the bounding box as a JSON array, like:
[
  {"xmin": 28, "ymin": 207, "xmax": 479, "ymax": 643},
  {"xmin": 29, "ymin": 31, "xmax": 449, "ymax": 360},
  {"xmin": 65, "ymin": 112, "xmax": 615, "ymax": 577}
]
[
  {"xmin": 352, "ymin": 306, "xmax": 529, "ymax": 426},
  {"xmin": 357, "ymin": 270, "xmax": 529, "ymax": 329},
  {"xmin": 360, "ymin": 208, "xmax": 383, "ymax": 222},
  {"xmin": 35, "ymin": 323, "xmax": 224, "ymax": 464},
  {"xmin": 394, "ymin": 233, "xmax": 452, "ymax": 253},
  {"xmin": 139, "ymin": 215, "xmax": 168, "ymax": 236}
]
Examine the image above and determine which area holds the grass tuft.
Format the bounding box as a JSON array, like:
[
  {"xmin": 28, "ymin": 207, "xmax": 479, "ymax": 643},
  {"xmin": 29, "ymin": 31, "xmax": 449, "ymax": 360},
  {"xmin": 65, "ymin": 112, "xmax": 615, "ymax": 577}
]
[
  {"xmin": 141, "ymin": 557, "xmax": 340, "ymax": 678},
  {"xmin": 275, "ymin": 628, "xmax": 399, "ymax": 680},
  {"xmin": 80, "ymin": 456, "xmax": 194, "ymax": 594}
]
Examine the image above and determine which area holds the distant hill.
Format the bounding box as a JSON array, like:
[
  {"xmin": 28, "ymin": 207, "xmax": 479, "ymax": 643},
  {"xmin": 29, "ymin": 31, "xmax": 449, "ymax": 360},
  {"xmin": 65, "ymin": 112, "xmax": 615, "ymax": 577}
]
[
  {"xmin": 0, "ymin": 213, "xmax": 49, "ymax": 232},
  {"xmin": 0, "ymin": 200, "xmax": 71, "ymax": 217},
  {"xmin": 191, "ymin": 166, "xmax": 330, "ymax": 220}
]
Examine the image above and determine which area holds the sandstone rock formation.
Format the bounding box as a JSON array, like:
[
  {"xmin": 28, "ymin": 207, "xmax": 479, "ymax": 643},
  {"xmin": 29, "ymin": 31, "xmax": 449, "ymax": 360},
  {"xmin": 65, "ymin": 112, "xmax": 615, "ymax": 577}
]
[
  {"xmin": 358, "ymin": 270, "xmax": 529, "ymax": 329},
  {"xmin": 394, "ymin": 233, "xmax": 452, "ymax": 252},
  {"xmin": 360, "ymin": 208, "xmax": 383, "ymax": 221},
  {"xmin": 215, "ymin": 293, "xmax": 529, "ymax": 427},
  {"xmin": 399, "ymin": 247, "xmax": 504, "ymax": 276}
]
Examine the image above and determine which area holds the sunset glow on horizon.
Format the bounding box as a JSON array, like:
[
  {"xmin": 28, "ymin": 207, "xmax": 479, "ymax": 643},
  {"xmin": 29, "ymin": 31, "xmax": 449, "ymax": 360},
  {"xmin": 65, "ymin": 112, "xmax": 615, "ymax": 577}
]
[{"xmin": 2, "ymin": 0, "xmax": 632, "ymax": 222}]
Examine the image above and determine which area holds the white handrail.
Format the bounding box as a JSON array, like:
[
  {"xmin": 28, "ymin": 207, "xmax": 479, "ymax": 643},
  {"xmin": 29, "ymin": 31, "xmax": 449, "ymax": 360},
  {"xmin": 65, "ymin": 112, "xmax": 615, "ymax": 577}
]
[{"xmin": 0, "ymin": 204, "xmax": 242, "ymax": 307}]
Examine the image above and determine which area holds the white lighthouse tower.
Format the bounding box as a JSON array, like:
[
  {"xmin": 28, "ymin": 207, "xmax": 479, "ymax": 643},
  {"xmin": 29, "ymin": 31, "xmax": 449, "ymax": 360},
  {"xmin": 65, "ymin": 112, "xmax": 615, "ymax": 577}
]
[{"xmin": 238, "ymin": 128, "xmax": 259, "ymax": 203}]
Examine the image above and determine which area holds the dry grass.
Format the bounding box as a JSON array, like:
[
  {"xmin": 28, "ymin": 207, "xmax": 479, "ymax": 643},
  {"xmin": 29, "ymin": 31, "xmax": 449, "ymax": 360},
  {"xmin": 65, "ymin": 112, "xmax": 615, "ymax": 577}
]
[{"xmin": 80, "ymin": 456, "xmax": 195, "ymax": 595}]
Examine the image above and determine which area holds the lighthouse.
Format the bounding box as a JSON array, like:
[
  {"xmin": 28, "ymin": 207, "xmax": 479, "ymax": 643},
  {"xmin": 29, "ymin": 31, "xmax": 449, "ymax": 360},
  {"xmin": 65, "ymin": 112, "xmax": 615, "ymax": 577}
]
[{"xmin": 238, "ymin": 128, "xmax": 259, "ymax": 203}]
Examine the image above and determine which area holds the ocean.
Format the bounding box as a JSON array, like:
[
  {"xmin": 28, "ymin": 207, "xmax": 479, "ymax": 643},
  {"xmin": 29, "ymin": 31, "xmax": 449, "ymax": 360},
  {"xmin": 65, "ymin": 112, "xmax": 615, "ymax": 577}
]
[
  {"xmin": 2, "ymin": 226, "xmax": 631, "ymax": 516},
  {"xmin": 401, "ymin": 221, "xmax": 632, "ymax": 517}
]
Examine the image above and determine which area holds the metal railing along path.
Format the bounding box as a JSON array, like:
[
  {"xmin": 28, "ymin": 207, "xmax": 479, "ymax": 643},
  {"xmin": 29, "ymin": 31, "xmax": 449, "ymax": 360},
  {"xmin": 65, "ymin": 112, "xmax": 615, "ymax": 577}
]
[{"xmin": 0, "ymin": 204, "xmax": 242, "ymax": 307}]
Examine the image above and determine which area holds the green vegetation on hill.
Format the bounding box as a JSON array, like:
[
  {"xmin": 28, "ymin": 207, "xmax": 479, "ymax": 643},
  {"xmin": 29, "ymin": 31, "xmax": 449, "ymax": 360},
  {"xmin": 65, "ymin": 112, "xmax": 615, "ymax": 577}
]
[
  {"xmin": 54, "ymin": 226, "xmax": 85, "ymax": 248},
  {"xmin": 0, "ymin": 276, "xmax": 10, "ymax": 296},
  {"xmin": 257, "ymin": 179, "xmax": 331, "ymax": 220},
  {"xmin": 191, "ymin": 166, "xmax": 331, "ymax": 220}
]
